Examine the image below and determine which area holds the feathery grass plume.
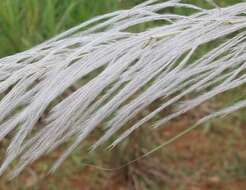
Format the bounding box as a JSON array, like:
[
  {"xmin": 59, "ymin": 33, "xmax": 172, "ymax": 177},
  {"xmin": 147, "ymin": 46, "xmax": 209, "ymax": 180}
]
[{"xmin": 0, "ymin": 0, "xmax": 245, "ymax": 177}]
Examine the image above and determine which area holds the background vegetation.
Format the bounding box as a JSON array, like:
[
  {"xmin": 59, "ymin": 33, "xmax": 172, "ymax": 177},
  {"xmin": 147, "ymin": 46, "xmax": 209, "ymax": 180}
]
[{"xmin": 0, "ymin": 0, "xmax": 245, "ymax": 190}]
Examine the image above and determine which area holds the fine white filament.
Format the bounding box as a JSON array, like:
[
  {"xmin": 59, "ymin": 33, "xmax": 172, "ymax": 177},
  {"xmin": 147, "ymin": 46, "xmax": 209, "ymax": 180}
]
[{"xmin": 0, "ymin": 0, "xmax": 245, "ymax": 177}]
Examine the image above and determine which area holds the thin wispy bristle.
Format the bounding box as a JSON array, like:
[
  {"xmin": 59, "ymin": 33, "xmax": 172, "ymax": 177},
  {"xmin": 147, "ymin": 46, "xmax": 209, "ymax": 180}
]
[{"xmin": 0, "ymin": 0, "xmax": 245, "ymax": 177}]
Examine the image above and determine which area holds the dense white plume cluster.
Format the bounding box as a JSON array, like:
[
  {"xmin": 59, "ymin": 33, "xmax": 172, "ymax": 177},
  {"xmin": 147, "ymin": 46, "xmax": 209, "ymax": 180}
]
[{"xmin": 0, "ymin": 0, "xmax": 245, "ymax": 177}]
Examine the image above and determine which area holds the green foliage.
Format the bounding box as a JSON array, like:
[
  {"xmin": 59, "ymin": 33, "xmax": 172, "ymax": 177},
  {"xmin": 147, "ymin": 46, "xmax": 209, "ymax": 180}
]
[
  {"xmin": 0, "ymin": 0, "xmax": 240, "ymax": 58},
  {"xmin": 0, "ymin": 0, "xmax": 119, "ymax": 57}
]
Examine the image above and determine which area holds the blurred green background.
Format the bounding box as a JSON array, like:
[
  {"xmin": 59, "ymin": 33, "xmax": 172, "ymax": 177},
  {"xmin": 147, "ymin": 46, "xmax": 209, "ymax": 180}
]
[
  {"xmin": 0, "ymin": 0, "xmax": 241, "ymax": 58},
  {"xmin": 0, "ymin": 0, "xmax": 146, "ymax": 58},
  {"xmin": 0, "ymin": 0, "xmax": 245, "ymax": 190}
]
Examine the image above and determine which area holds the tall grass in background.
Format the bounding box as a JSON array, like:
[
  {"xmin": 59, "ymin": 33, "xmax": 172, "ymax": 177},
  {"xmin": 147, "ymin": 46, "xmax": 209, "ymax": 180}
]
[
  {"xmin": 0, "ymin": 0, "xmax": 239, "ymax": 57},
  {"xmin": 0, "ymin": 0, "xmax": 120, "ymax": 57}
]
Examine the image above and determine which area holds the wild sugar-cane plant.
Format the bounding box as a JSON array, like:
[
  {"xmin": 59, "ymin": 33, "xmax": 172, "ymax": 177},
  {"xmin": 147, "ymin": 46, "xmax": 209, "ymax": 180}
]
[{"xmin": 0, "ymin": 0, "xmax": 245, "ymax": 177}]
